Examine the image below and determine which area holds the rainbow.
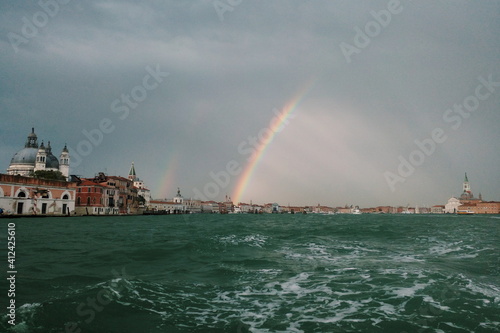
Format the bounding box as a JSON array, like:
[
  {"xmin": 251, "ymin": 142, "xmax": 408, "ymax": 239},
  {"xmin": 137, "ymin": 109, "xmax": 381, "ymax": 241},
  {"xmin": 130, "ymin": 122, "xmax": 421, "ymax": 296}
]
[
  {"xmin": 231, "ymin": 79, "xmax": 316, "ymax": 204},
  {"xmin": 158, "ymin": 154, "xmax": 179, "ymax": 199}
]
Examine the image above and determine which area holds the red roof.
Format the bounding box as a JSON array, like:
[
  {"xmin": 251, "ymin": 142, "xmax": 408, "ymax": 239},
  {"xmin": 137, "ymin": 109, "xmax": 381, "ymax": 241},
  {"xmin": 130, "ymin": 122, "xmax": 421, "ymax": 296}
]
[{"xmin": 78, "ymin": 179, "xmax": 108, "ymax": 187}]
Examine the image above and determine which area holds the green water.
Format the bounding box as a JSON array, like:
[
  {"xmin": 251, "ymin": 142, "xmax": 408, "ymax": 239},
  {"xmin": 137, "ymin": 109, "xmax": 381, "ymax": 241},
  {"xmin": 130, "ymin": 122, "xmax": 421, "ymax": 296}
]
[{"xmin": 1, "ymin": 214, "xmax": 499, "ymax": 332}]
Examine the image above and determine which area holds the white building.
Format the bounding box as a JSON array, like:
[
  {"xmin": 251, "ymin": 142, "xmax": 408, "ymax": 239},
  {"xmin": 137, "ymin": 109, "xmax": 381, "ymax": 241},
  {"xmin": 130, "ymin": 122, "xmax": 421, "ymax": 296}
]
[
  {"xmin": 7, "ymin": 128, "xmax": 70, "ymax": 180},
  {"xmin": 149, "ymin": 188, "xmax": 186, "ymax": 213},
  {"xmin": 201, "ymin": 201, "xmax": 219, "ymax": 213},
  {"xmin": 444, "ymin": 197, "xmax": 461, "ymax": 214},
  {"xmin": 0, "ymin": 174, "xmax": 76, "ymax": 215}
]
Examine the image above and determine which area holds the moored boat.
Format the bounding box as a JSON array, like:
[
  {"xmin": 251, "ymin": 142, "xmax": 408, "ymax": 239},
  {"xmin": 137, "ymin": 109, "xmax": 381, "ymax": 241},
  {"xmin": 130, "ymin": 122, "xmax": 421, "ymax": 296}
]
[{"xmin": 457, "ymin": 209, "xmax": 474, "ymax": 215}]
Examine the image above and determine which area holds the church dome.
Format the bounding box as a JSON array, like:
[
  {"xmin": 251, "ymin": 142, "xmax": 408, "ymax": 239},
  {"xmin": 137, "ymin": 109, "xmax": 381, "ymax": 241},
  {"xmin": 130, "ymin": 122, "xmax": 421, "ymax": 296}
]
[
  {"xmin": 10, "ymin": 147, "xmax": 38, "ymax": 165},
  {"xmin": 45, "ymin": 153, "xmax": 60, "ymax": 169}
]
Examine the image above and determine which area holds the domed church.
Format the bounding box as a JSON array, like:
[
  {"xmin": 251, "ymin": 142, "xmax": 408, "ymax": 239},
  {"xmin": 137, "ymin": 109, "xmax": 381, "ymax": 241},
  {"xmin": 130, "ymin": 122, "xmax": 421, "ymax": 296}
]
[{"xmin": 7, "ymin": 128, "xmax": 70, "ymax": 180}]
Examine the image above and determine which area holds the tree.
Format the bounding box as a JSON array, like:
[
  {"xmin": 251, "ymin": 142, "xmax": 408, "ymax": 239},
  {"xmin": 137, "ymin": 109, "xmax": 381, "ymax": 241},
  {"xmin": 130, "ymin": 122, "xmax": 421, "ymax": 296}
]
[{"xmin": 32, "ymin": 170, "xmax": 67, "ymax": 181}]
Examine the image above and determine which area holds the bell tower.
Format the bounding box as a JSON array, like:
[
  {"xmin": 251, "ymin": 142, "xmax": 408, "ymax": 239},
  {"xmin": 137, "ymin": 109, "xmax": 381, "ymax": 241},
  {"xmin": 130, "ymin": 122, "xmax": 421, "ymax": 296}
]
[
  {"xmin": 460, "ymin": 172, "xmax": 475, "ymax": 201},
  {"xmin": 25, "ymin": 127, "xmax": 38, "ymax": 148},
  {"xmin": 34, "ymin": 141, "xmax": 47, "ymax": 172},
  {"xmin": 128, "ymin": 162, "xmax": 137, "ymax": 181},
  {"xmin": 463, "ymin": 172, "xmax": 471, "ymax": 193},
  {"xmin": 59, "ymin": 144, "xmax": 70, "ymax": 180}
]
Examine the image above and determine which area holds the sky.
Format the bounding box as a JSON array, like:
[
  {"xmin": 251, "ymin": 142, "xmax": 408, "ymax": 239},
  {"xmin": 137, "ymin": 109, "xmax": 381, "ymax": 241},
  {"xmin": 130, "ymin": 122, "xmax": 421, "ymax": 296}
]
[{"xmin": 1, "ymin": 0, "xmax": 499, "ymax": 208}]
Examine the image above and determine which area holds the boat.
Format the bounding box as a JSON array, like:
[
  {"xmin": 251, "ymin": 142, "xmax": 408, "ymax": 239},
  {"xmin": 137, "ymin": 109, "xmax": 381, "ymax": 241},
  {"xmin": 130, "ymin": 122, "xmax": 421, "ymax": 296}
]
[
  {"xmin": 352, "ymin": 208, "xmax": 361, "ymax": 215},
  {"xmin": 229, "ymin": 206, "xmax": 242, "ymax": 214},
  {"xmin": 457, "ymin": 209, "xmax": 474, "ymax": 215}
]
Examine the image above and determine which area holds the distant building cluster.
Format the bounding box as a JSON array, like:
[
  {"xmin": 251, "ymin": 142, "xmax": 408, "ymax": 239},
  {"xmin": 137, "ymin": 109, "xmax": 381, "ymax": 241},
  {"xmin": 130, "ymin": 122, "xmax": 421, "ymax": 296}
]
[
  {"xmin": 440, "ymin": 173, "xmax": 500, "ymax": 214},
  {"xmin": 1, "ymin": 129, "xmax": 148, "ymax": 216},
  {"xmin": 1, "ymin": 129, "xmax": 499, "ymax": 216}
]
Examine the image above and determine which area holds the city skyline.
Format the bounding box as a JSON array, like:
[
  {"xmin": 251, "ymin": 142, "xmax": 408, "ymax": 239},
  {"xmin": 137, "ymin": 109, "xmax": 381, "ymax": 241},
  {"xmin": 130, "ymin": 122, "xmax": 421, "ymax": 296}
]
[{"xmin": 1, "ymin": 1, "xmax": 499, "ymax": 207}]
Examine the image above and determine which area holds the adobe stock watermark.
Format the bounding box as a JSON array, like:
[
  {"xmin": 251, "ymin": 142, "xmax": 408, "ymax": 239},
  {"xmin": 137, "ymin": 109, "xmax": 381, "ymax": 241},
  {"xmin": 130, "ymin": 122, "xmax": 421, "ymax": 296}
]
[
  {"xmin": 192, "ymin": 107, "xmax": 296, "ymax": 201},
  {"xmin": 339, "ymin": 0, "xmax": 410, "ymax": 64},
  {"xmin": 213, "ymin": 0, "xmax": 243, "ymax": 22},
  {"xmin": 384, "ymin": 74, "xmax": 499, "ymax": 192},
  {"xmin": 7, "ymin": 0, "xmax": 73, "ymax": 54},
  {"xmin": 68, "ymin": 65, "xmax": 169, "ymax": 168},
  {"xmin": 58, "ymin": 267, "xmax": 134, "ymax": 333}
]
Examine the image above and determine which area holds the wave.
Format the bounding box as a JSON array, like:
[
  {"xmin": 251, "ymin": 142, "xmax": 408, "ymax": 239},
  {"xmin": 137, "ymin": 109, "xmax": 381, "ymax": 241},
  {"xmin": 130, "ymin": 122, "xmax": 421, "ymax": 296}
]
[{"xmin": 4, "ymin": 214, "xmax": 499, "ymax": 332}]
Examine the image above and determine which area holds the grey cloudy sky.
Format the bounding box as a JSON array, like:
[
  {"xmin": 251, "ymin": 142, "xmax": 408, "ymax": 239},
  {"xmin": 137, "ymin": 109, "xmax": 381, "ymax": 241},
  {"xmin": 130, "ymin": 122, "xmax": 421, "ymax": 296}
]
[{"xmin": 1, "ymin": 0, "xmax": 499, "ymax": 207}]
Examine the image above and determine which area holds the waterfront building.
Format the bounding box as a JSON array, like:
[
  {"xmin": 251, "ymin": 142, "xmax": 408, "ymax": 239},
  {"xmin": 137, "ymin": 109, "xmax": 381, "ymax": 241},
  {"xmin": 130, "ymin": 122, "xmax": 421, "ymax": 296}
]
[
  {"xmin": 201, "ymin": 201, "xmax": 219, "ymax": 213},
  {"xmin": 443, "ymin": 173, "xmax": 498, "ymax": 214},
  {"xmin": 457, "ymin": 201, "xmax": 500, "ymax": 214},
  {"xmin": 282, "ymin": 206, "xmax": 308, "ymax": 214},
  {"xmin": 128, "ymin": 162, "xmax": 151, "ymax": 208},
  {"xmin": 238, "ymin": 202, "xmax": 252, "ymax": 213},
  {"xmin": 219, "ymin": 196, "xmax": 234, "ymax": 213},
  {"xmin": 374, "ymin": 206, "xmax": 392, "ymax": 214},
  {"xmin": 336, "ymin": 206, "xmax": 353, "ymax": 214},
  {"xmin": 263, "ymin": 203, "xmax": 281, "ymax": 214},
  {"xmin": 444, "ymin": 197, "xmax": 461, "ymax": 214},
  {"xmin": 7, "ymin": 128, "xmax": 70, "ymax": 180},
  {"xmin": 431, "ymin": 205, "xmax": 445, "ymax": 214},
  {"xmin": 74, "ymin": 173, "xmax": 138, "ymax": 215},
  {"xmin": 74, "ymin": 175, "xmax": 120, "ymax": 215},
  {"xmin": 0, "ymin": 173, "xmax": 76, "ymax": 215},
  {"xmin": 313, "ymin": 204, "xmax": 335, "ymax": 214},
  {"xmin": 106, "ymin": 175, "xmax": 139, "ymax": 214},
  {"xmin": 149, "ymin": 188, "xmax": 191, "ymax": 213}
]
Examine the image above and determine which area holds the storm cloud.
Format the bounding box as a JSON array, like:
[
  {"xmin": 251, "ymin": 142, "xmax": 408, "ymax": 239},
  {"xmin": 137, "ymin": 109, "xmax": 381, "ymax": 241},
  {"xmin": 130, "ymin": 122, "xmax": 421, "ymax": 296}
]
[{"xmin": 1, "ymin": 0, "xmax": 499, "ymax": 207}]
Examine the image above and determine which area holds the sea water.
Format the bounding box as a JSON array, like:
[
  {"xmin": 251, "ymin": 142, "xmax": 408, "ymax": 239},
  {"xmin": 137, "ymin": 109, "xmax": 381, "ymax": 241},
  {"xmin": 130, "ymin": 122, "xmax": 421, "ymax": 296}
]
[{"xmin": 0, "ymin": 214, "xmax": 498, "ymax": 332}]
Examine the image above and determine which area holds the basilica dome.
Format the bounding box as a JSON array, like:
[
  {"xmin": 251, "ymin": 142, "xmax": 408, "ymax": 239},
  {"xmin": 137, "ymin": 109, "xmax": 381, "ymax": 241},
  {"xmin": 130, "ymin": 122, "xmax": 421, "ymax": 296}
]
[
  {"xmin": 7, "ymin": 128, "xmax": 66, "ymax": 177},
  {"xmin": 45, "ymin": 153, "xmax": 60, "ymax": 169},
  {"xmin": 10, "ymin": 147, "xmax": 39, "ymax": 165}
]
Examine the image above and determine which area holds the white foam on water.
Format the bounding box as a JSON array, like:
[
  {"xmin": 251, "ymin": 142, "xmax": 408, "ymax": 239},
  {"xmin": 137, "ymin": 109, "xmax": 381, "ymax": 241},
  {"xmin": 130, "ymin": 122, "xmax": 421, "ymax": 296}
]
[
  {"xmin": 278, "ymin": 243, "xmax": 370, "ymax": 271},
  {"xmin": 206, "ymin": 272, "xmax": 353, "ymax": 331},
  {"xmin": 390, "ymin": 254, "xmax": 426, "ymax": 263},
  {"xmin": 332, "ymin": 290, "xmax": 362, "ymax": 297},
  {"xmin": 17, "ymin": 302, "xmax": 42, "ymax": 314},
  {"xmin": 243, "ymin": 234, "xmax": 269, "ymax": 247},
  {"xmin": 214, "ymin": 234, "xmax": 269, "ymax": 248},
  {"xmin": 429, "ymin": 244, "xmax": 463, "ymax": 255},
  {"xmin": 378, "ymin": 303, "xmax": 397, "ymax": 315},
  {"xmin": 256, "ymin": 268, "xmax": 282, "ymax": 278},
  {"xmin": 9, "ymin": 303, "xmax": 42, "ymax": 333},
  {"xmin": 478, "ymin": 320, "xmax": 500, "ymax": 329},
  {"xmin": 463, "ymin": 278, "xmax": 500, "ymax": 302},
  {"xmin": 423, "ymin": 295, "xmax": 452, "ymax": 312},
  {"xmin": 440, "ymin": 322, "xmax": 469, "ymax": 331},
  {"xmin": 392, "ymin": 282, "xmax": 430, "ymax": 298},
  {"xmin": 305, "ymin": 299, "xmax": 364, "ymax": 324}
]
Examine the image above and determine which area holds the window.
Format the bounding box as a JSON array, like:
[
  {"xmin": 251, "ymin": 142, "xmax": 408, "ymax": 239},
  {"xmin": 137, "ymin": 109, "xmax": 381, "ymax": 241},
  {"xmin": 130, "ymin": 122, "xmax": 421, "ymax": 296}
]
[
  {"xmin": 17, "ymin": 191, "xmax": 26, "ymax": 198},
  {"xmin": 62, "ymin": 194, "xmax": 69, "ymax": 200}
]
